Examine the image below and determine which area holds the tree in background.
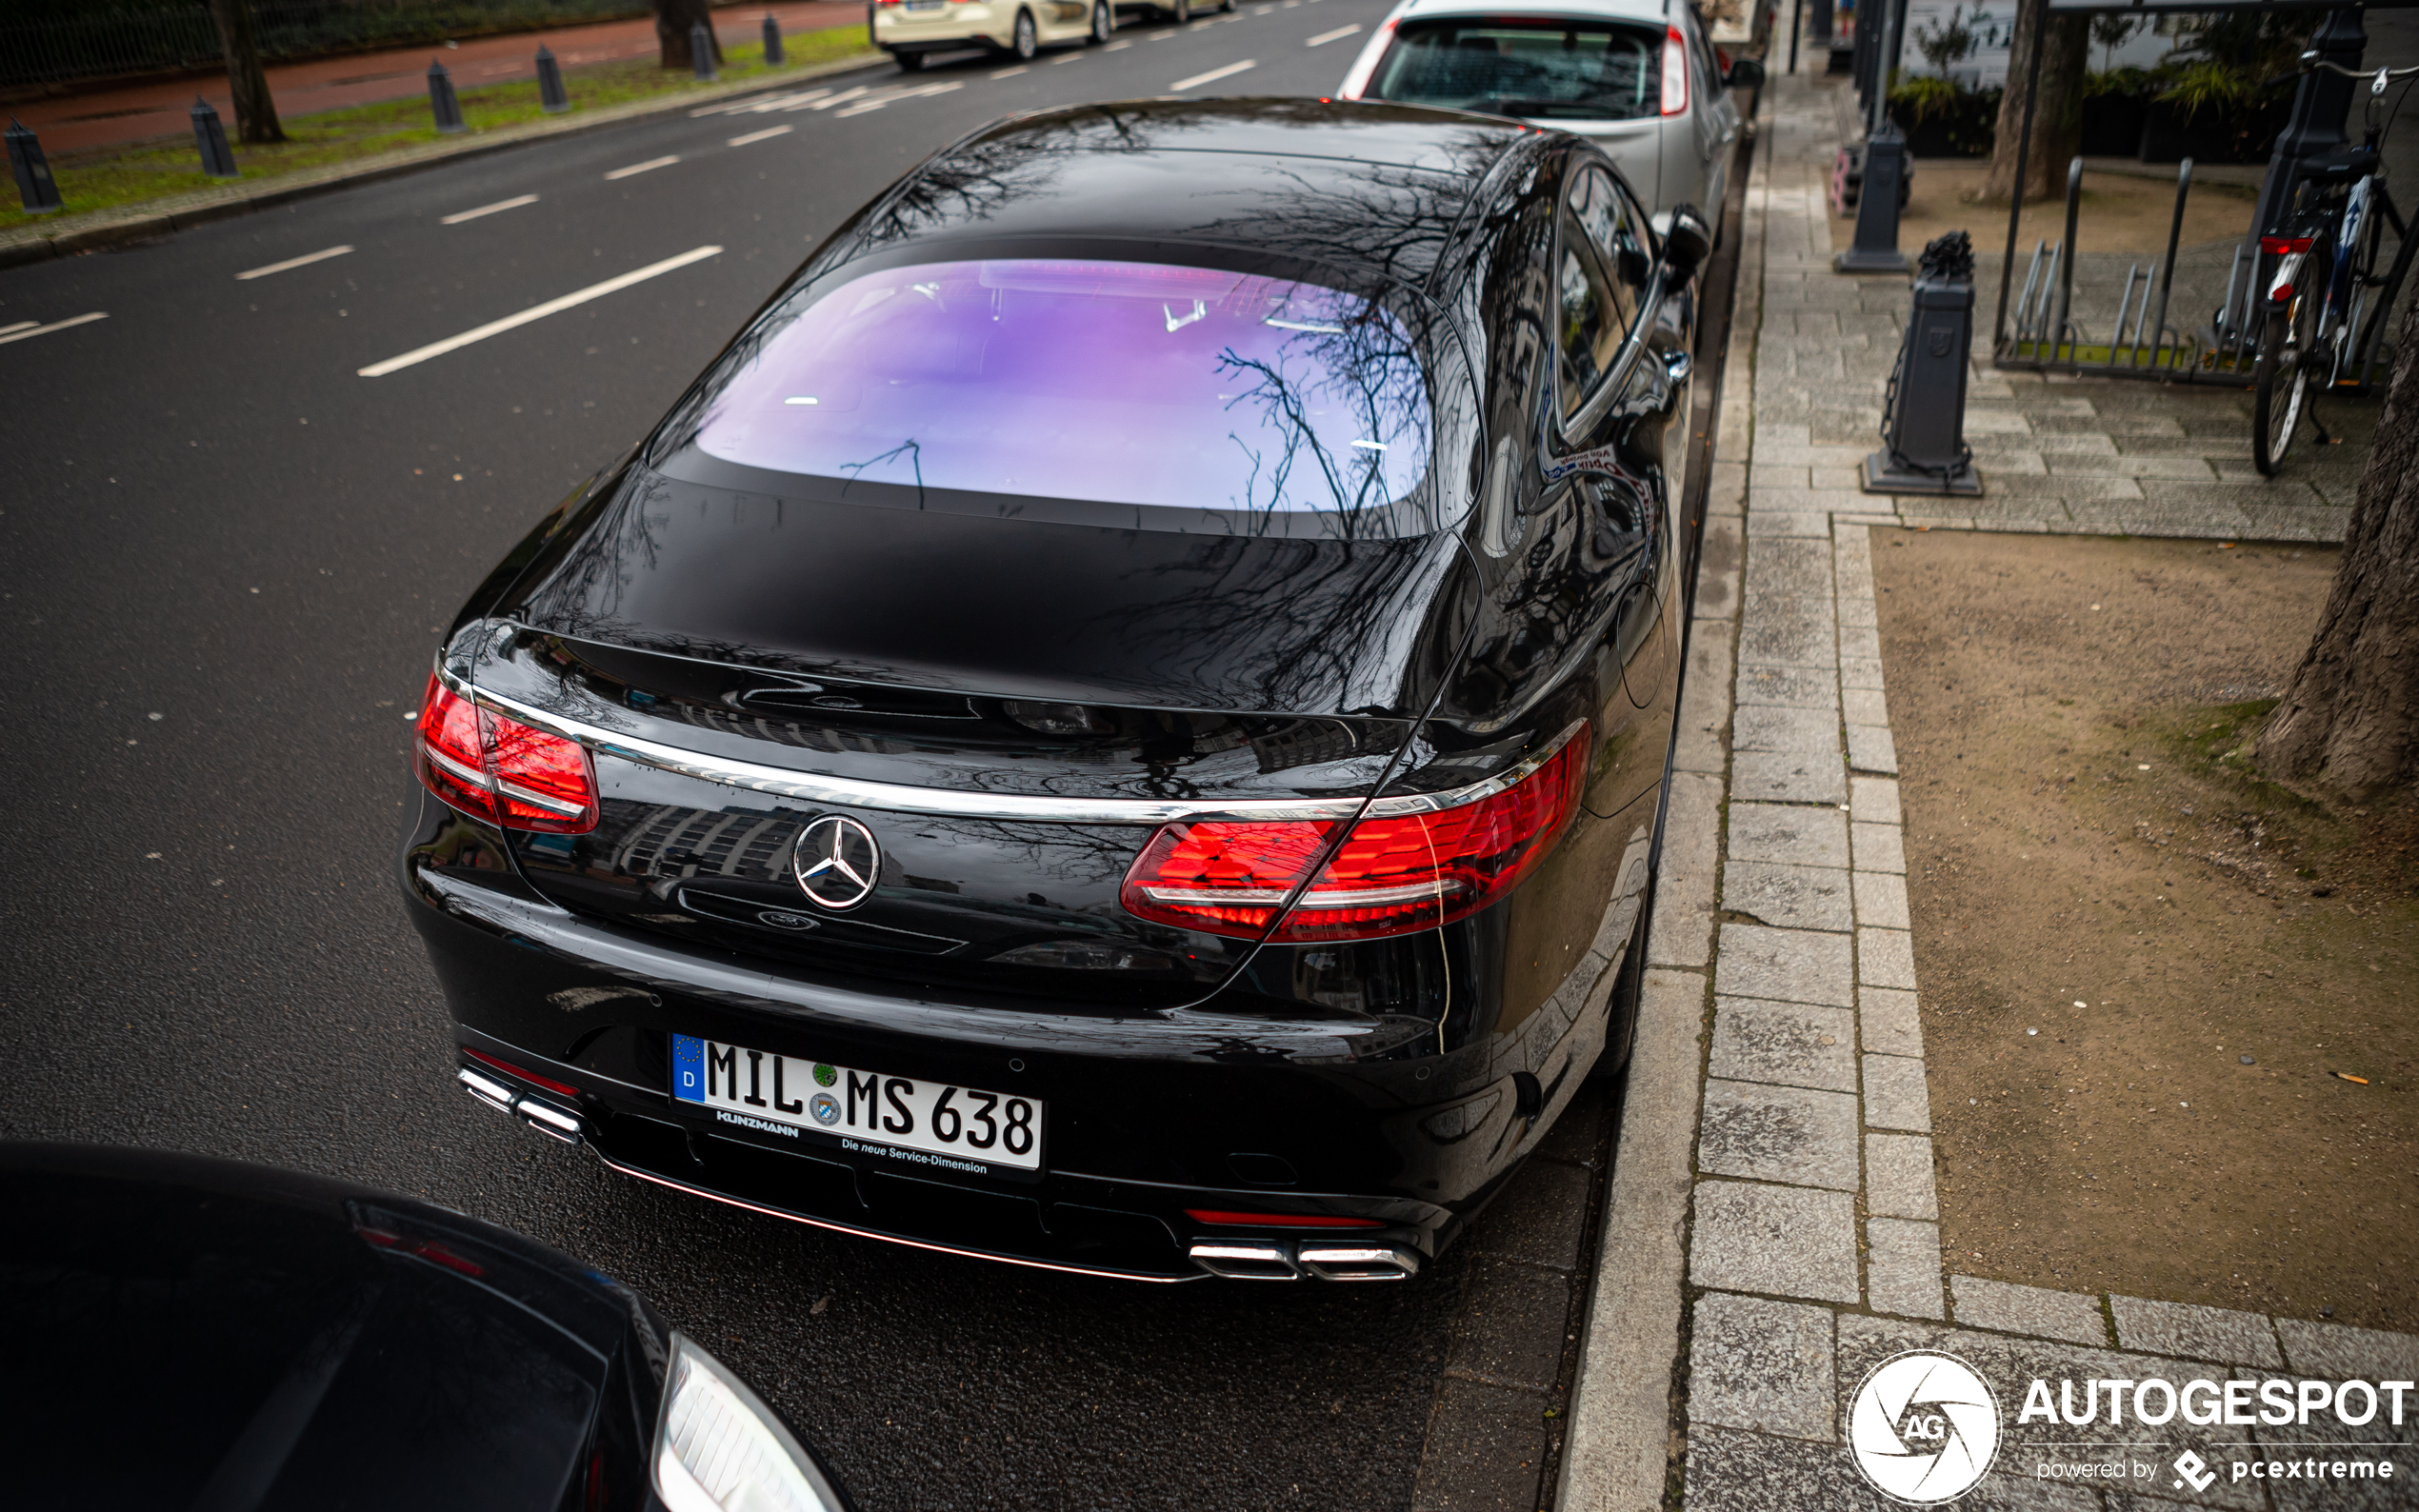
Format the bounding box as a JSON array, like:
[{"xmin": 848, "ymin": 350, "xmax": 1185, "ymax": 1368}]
[
  {"xmin": 2089, "ymin": 12, "xmax": 2138, "ymax": 73},
  {"xmin": 205, "ymin": 0, "xmax": 284, "ymax": 144},
  {"xmin": 652, "ymin": 0, "xmax": 723, "ymax": 69},
  {"xmin": 1979, "ymin": 0, "xmax": 2085, "ymax": 202},
  {"xmin": 2252, "ymin": 298, "xmax": 2419, "ymax": 798}
]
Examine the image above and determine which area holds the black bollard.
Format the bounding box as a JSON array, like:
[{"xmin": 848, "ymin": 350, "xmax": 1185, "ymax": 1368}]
[
  {"xmin": 1865, "ymin": 231, "xmax": 1982, "ymax": 495},
  {"xmin": 7, "ymin": 116, "xmax": 62, "ymax": 214},
  {"xmin": 691, "ymin": 21, "xmax": 718, "ymax": 79},
  {"xmin": 536, "ymin": 46, "xmax": 570, "ymax": 113},
  {"xmin": 191, "ymin": 97, "xmax": 238, "ymax": 178},
  {"xmin": 428, "ymin": 60, "xmax": 467, "ymax": 133},
  {"xmin": 1836, "ymin": 119, "xmax": 1909, "ymax": 272},
  {"xmin": 763, "ymin": 11, "xmax": 786, "ymax": 65}
]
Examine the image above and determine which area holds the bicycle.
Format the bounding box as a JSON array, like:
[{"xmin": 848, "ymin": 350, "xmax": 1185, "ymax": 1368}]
[{"xmin": 2251, "ymin": 58, "xmax": 2419, "ymax": 476}]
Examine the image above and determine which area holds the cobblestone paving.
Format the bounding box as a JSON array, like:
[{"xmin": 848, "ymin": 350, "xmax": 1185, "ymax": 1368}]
[{"xmin": 1559, "ymin": 61, "xmax": 2418, "ymax": 1512}]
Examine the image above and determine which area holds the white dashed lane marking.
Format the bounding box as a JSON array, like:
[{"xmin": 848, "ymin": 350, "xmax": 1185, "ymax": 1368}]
[
  {"xmin": 235, "ymin": 245, "xmax": 353, "ymax": 280},
  {"xmin": 728, "ymin": 125, "xmax": 793, "ymax": 146},
  {"xmin": 357, "ymin": 245, "xmax": 723, "ymax": 378},
  {"xmin": 0, "ymin": 311, "xmax": 108, "ymax": 346},
  {"xmin": 1171, "ymin": 57, "xmax": 1255, "ymax": 89},
  {"xmin": 604, "ymin": 155, "xmax": 680, "ymax": 180},
  {"xmin": 1306, "ymin": 22, "xmax": 1360, "ymax": 43},
  {"xmin": 990, "ymin": 64, "xmax": 1029, "ymax": 78},
  {"xmin": 441, "ymin": 194, "xmax": 540, "ymax": 225}
]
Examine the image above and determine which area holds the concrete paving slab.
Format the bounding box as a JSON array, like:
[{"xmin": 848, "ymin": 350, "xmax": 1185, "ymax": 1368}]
[
  {"xmin": 1849, "ymin": 775, "xmax": 1901, "ymax": 825},
  {"xmin": 1858, "ymin": 927, "xmax": 1917, "ymax": 989},
  {"xmin": 1858, "ymin": 987, "xmax": 1924, "ymax": 1059},
  {"xmin": 1689, "ymin": 1181, "xmax": 1860, "ymax": 1303},
  {"xmin": 1722, "ymin": 860, "xmax": 1854, "ymax": 932},
  {"xmin": 1699, "ymin": 1080, "xmax": 1862, "ymax": 1191},
  {"xmin": 1863, "ymin": 1053, "xmax": 1932, "ymax": 1132},
  {"xmin": 1866, "ymin": 1217, "xmax": 1945, "ymax": 1319},
  {"xmin": 2273, "ymin": 1318, "xmax": 2419, "ymax": 1382},
  {"xmin": 1851, "ymin": 870, "xmax": 1910, "ymax": 930},
  {"xmin": 1709, "ymin": 998, "xmax": 1859, "ymax": 1092},
  {"xmin": 1735, "ymin": 663, "xmax": 1840, "ymax": 708},
  {"xmin": 1851, "ymin": 822, "xmax": 1906, "ymax": 874},
  {"xmin": 1732, "ymin": 704, "xmax": 1845, "ymax": 757},
  {"xmin": 1865, "ymin": 1133, "xmax": 1938, "ymax": 1221},
  {"xmin": 1731, "ymin": 750, "xmax": 1849, "ymax": 805},
  {"xmin": 2109, "ymin": 1296, "xmax": 2286, "ymax": 1368},
  {"xmin": 1728, "ymin": 803, "xmax": 1850, "ymax": 869},
  {"xmin": 1714, "ymin": 924, "xmax": 1856, "ymax": 1008},
  {"xmin": 1948, "ymin": 1275, "xmax": 2109, "ymax": 1346},
  {"xmin": 1689, "ymin": 1294, "xmax": 1838, "ymax": 1442}
]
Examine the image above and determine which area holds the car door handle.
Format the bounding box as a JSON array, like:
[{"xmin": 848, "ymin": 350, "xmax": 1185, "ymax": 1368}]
[{"xmin": 1661, "ymin": 348, "xmax": 1693, "ymax": 387}]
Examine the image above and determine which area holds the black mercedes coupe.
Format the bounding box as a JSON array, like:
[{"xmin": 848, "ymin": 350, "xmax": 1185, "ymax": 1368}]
[{"xmin": 400, "ymin": 98, "xmax": 1706, "ymax": 1283}]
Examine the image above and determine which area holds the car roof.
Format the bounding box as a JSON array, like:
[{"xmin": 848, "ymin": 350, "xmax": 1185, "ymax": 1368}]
[
  {"xmin": 819, "ymin": 99, "xmax": 1532, "ymax": 291},
  {"xmin": 1391, "ymin": 0, "xmax": 1677, "ymax": 26}
]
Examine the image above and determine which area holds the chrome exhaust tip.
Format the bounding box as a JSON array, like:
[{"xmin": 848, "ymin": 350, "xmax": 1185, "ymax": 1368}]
[
  {"xmin": 513, "ymin": 1097, "xmax": 585, "ymax": 1144},
  {"xmin": 1189, "ymin": 1242, "xmax": 1302, "ymax": 1280},
  {"xmin": 1299, "ymin": 1244, "xmax": 1422, "ymax": 1282},
  {"xmin": 459, "ymin": 1066, "xmax": 515, "ymax": 1113}
]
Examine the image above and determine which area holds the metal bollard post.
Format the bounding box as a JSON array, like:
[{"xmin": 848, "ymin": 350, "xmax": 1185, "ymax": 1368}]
[
  {"xmin": 763, "ymin": 11, "xmax": 786, "ymax": 64},
  {"xmin": 1836, "ymin": 119, "xmax": 1910, "ymax": 272},
  {"xmin": 428, "ymin": 60, "xmax": 467, "ymax": 133},
  {"xmin": 8, "ymin": 116, "xmax": 63, "ymax": 213},
  {"xmin": 536, "ymin": 45, "xmax": 570, "ymax": 112},
  {"xmin": 691, "ymin": 21, "xmax": 718, "ymax": 79},
  {"xmin": 1865, "ymin": 230, "xmax": 1982, "ymax": 495},
  {"xmin": 191, "ymin": 97, "xmax": 238, "ymax": 178}
]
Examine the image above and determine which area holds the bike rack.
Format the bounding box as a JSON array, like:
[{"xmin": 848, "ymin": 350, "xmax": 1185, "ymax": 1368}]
[{"xmin": 1986, "ymin": 0, "xmax": 2418, "ymax": 391}]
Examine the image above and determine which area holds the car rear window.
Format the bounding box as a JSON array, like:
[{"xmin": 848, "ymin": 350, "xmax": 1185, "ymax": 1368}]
[
  {"xmin": 688, "ymin": 258, "xmax": 1432, "ymax": 527},
  {"xmin": 1365, "ymin": 17, "xmax": 1662, "ymax": 120}
]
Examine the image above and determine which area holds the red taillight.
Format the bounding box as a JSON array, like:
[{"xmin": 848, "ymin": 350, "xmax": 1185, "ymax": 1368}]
[
  {"xmin": 414, "ymin": 672, "xmax": 599, "ymax": 833},
  {"xmin": 463, "ymin": 1046, "xmax": 581, "ymax": 1098},
  {"xmin": 2261, "ymin": 235, "xmax": 2314, "ymax": 255},
  {"xmin": 1661, "ymin": 25, "xmax": 1689, "ymax": 116},
  {"xmin": 1119, "ymin": 726, "xmax": 1589, "ymax": 943},
  {"xmin": 1185, "ymin": 1209, "xmax": 1385, "ymax": 1228}
]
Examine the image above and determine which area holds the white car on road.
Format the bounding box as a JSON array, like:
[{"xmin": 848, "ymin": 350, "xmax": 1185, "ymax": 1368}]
[{"xmin": 1337, "ymin": 0, "xmax": 1758, "ymax": 235}]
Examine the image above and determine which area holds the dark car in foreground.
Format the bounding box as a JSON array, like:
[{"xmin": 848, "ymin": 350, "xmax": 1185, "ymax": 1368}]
[
  {"xmin": 401, "ymin": 99, "xmax": 1706, "ymax": 1283},
  {"xmin": 1, "ymin": 1142, "xmax": 850, "ymax": 1510}
]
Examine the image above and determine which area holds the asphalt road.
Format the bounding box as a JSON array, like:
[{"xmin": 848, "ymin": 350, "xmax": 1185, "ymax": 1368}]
[{"xmin": 0, "ymin": 5, "xmax": 1530, "ymax": 1507}]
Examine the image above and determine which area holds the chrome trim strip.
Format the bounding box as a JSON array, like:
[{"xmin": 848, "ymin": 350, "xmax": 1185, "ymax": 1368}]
[
  {"xmin": 445, "ymin": 662, "xmax": 1588, "ymax": 825},
  {"xmin": 594, "ymin": 1150, "xmax": 1199, "ymax": 1283}
]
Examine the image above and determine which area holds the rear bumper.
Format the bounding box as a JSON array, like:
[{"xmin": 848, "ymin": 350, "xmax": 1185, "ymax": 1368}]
[{"xmin": 402, "ymin": 830, "xmax": 1585, "ymax": 1282}]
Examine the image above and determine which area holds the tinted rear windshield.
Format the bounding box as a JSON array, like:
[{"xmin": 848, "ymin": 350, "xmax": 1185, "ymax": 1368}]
[
  {"xmin": 680, "ymin": 258, "xmax": 1433, "ymax": 530},
  {"xmin": 1366, "ymin": 18, "xmax": 1662, "ymax": 120}
]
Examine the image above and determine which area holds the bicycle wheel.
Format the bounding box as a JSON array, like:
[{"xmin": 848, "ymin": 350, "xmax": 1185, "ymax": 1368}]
[
  {"xmin": 2253, "ymin": 286, "xmax": 2321, "ymax": 476},
  {"xmin": 2352, "ymin": 191, "xmax": 2416, "ymax": 388}
]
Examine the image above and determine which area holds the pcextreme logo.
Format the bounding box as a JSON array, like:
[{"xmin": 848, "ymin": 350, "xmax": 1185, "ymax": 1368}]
[{"xmin": 1849, "ymin": 1351, "xmax": 2003, "ymax": 1504}]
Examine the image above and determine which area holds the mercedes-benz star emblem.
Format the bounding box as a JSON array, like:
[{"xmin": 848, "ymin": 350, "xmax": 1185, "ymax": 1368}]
[{"xmin": 793, "ymin": 815, "xmax": 881, "ymax": 910}]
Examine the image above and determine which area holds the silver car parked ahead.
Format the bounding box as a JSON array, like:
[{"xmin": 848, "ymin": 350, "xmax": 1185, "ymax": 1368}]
[{"xmin": 1337, "ymin": 0, "xmax": 1759, "ymax": 236}]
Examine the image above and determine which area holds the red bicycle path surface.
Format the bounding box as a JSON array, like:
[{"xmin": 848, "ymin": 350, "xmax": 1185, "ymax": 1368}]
[{"xmin": 10, "ymin": 1, "xmax": 870, "ymax": 157}]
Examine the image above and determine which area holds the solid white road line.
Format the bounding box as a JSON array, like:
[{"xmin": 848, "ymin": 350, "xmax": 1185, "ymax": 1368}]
[
  {"xmin": 604, "ymin": 154, "xmax": 680, "ymax": 180},
  {"xmin": 0, "ymin": 319, "xmax": 36, "ymax": 336},
  {"xmin": 357, "ymin": 246, "xmax": 722, "ymax": 378},
  {"xmin": 0, "ymin": 311, "xmax": 109, "ymax": 347},
  {"xmin": 728, "ymin": 124, "xmax": 793, "ymax": 146},
  {"xmin": 1305, "ymin": 22, "xmax": 1360, "ymax": 43},
  {"xmin": 441, "ymin": 193, "xmax": 540, "ymax": 225},
  {"xmin": 234, "ymin": 245, "xmax": 353, "ymax": 280},
  {"xmin": 1171, "ymin": 58, "xmax": 1255, "ymax": 89}
]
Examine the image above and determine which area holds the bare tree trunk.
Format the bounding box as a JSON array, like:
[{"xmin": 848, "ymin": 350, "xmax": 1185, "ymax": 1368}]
[
  {"xmin": 205, "ymin": 0, "xmax": 285, "ymax": 145},
  {"xmin": 653, "ymin": 0, "xmax": 723, "ymax": 69},
  {"xmin": 2252, "ymin": 294, "xmax": 2419, "ymax": 798},
  {"xmin": 1979, "ymin": 0, "xmax": 2085, "ymax": 202}
]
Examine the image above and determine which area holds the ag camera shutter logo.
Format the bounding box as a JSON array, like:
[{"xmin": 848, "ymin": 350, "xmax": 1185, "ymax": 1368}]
[{"xmin": 1849, "ymin": 1350, "xmax": 2004, "ymax": 1504}]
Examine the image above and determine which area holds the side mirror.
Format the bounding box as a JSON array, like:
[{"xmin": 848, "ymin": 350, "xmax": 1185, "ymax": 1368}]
[
  {"xmin": 1725, "ymin": 57, "xmax": 1765, "ymax": 88},
  {"xmin": 1661, "ymin": 205, "xmax": 1713, "ymax": 286}
]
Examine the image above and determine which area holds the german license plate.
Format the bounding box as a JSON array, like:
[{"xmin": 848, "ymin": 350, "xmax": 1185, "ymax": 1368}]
[{"xmin": 670, "ymin": 1034, "xmax": 1043, "ymax": 1179}]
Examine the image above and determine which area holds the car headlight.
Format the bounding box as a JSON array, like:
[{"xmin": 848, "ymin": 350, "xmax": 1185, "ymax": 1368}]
[{"xmin": 653, "ymin": 1333, "xmax": 845, "ymax": 1512}]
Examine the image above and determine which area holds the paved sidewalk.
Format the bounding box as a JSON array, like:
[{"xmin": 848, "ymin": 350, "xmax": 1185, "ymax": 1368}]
[
  {"xmin": 10, "ymin": 0, "xmax": 866, "ymax": 156},
  {"xmin": 1557, "ymin": 61, "xmax": 2418, "ymax": 1512}
]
